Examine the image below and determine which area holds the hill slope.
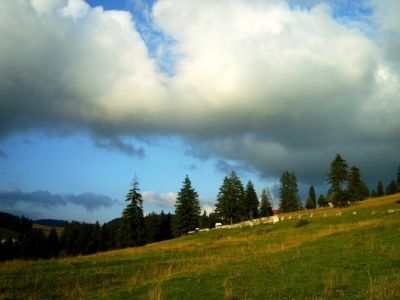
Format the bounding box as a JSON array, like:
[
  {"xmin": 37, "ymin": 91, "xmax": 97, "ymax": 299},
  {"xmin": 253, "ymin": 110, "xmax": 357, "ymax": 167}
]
[
  {"xmin": 1, "ymin": 194, "xmax": 400, "ymax": 299},
  {"xmin": 34, "ymin": 219, "xmax": 68, "ymax": 228}
]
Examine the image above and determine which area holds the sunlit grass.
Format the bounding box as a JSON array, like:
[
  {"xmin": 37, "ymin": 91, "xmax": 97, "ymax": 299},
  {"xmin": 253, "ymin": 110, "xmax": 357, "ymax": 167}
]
[{"xmin": 0, "ymin": 193, "xmax": 399, "ymax": 299}]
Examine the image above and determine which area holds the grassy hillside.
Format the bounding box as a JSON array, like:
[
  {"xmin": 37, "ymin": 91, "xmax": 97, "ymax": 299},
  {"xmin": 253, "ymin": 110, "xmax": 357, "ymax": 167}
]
[
  {"xmin": 32, "ymin": 223, "xmax": 64, "ymax": 236},
  {"xmin": 1, "ymin": 194, "xmax": 399, "ymax": 300}
]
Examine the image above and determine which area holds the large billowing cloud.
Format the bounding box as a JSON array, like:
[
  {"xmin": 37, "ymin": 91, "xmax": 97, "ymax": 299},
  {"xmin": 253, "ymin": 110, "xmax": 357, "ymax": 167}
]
[{"xmin": 0, "ymin": 0, "xmax": 399, "ymax": 185}]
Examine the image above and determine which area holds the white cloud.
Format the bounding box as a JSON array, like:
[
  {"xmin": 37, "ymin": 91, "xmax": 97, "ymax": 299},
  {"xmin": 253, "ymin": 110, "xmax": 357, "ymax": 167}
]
[
  {"xmin": 0, "ymin": 0, "xmax": 399, "ymax": 184},
  {"xmin": 201, "ymin": 203, "xmax": 215, "ymax": 215},
  {"xmin": 142, "ymin": 191, "xmax": 177, "ymax": 209}
]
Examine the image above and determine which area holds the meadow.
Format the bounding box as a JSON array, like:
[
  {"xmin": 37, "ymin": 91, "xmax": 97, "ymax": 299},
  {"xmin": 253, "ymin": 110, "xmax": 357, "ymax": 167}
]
[{"xmin": 1, "ymin": 194, "xmax": 399, "ymax": 299}]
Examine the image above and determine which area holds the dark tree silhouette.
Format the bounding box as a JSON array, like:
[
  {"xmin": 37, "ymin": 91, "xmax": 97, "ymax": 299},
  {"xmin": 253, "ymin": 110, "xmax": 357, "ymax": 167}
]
[
  {"xmin": 174, "ymin": 175, "xmax": 200, "ymax": 236},
  {"xmin": 260, "ymin": 188, "xmax": 273, "ymax": 217},
  {"xmin": 305, "ymin": 185, "xmax": 317, "ymax": 209},
  {"xmin": 215, "ymin": 172, "xmax": 244, "ymax": 224},
  {"xmin": 279, "ymin": 171, "xmax": 300, "ymax": 213},
  {"xmin": 120, "ymin": 177, "xmax": 146, "ymax": 247},
  {"xmin": 243, "ymin": 180, "xmax": 259, "ymax": 220}
]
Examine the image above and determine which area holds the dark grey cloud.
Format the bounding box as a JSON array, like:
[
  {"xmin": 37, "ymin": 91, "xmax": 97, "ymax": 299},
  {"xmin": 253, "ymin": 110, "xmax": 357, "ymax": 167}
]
[
  {"xmin": 65, "ymin": 192, "xmax": 121, "ymax": 212},
  {"xmin": 93, "ymin": 136, "xmax": 145, "ymax": 158},
  {"xmin": 0, "ymin": 189, "xmax": 119, "ymax": 212},
  {"xmin": 0, "ymin": 0, "xmax": 399, "ymax": 189},
  {"xmin": 0, "ymin": 189, "xmax": 66, "ymax": 208},
  {"xmin": 214, "ymin": 159, "xmax": 254, "ymax": 176}
]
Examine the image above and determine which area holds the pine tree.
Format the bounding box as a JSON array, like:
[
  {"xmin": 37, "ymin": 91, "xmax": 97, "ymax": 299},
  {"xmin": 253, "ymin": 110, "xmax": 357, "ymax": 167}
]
[
  {"xmin": 145, "ymin": 212, "xmax": 161, "ymax": 243},
  {"xmin": 327, "ymin": 154, "xmax": 349, "ymax": 207},
  {"xmin": 121, "ymin": 177, "xmax": 146, "ymax": 247},
  {"xmin": 317, "ymin": 194, "xmax": 328, "ymax": 208},
  {"xmin": 279, "ymin": 171, "xmax": 300, "ymax": 213},
  {"xmin": 385, "ymin": 180, "xmax": 398, "ymax": 195},
  {"xmin": 397, "ymin": 165, "xmax": 400, "ymax": 192},
  {"xmin": 46, "ymin": 228, "xmax": 60, "ymax": 258},
  {"xmin": 376, "ymin": 180, "xmax": 385, "ymax": 197},
  {"xmin": 327, "ymin": 154, "xmax": 348, "ymax": 191},
  {"xmin": 160, "ymin": 212, "xmax": 173, "ymax": 241},
  {"xmin": 199, "ymin": 210, "xmax": 210, "ymax": 228},
  {"xmin": 347, "ymin": 166, "xmax": 369, "ymax": 202},
  {"xmin": 305, "ymin": 185, "xmax": 317, "ymax": 209},
  {"xmin": 260, "ymin": 188, "xmax": 273, "ymax": 217},
  {"xmin": 215, "ymin": 172, "xmax": 244, "ymax": 224},
  {"xmin": 243, "ymin": 180, "xmax": 259, "ymax": 220},
  {"xmin": 174, "ymin": 175, "xmax": 201, "ymax": 236}
]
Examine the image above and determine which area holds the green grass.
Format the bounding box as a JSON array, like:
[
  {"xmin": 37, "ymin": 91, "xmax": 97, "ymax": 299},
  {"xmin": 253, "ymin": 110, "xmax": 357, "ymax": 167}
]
[{"xmin": 1, "ymin": 194, "xmax": 400, "ymax": 299}]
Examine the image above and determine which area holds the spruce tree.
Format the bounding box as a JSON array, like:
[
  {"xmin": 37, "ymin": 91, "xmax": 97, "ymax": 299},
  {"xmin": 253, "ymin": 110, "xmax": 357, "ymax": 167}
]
[
  {"xmin": 397, "ymin": 165, "xmax": 400, "ymax": 191},
  {"xmin": 327, "ymin": 154, "xmax": 348, "ymax": 190},
  {"xmin": 317, "ymin": 194, "xmax": 328, "ymax": 208},
  {"xmin": 46, "ymin": 228, "xmax": 60, "ymax": 258},
  {"xmin": 215, "ymin": 171, "xmax": 244, "ymax": 224},
  {"xmin": 347, "ymin": 166, "xmax": 369, "ymax": 202},
  {"xmin": 260, "ymin": 188, "xmax": 273, "ymax": 217},
  {"xmin": 305, "ymin": 185, "xmax": 317, "ymax": 209},
  {"xmin": 327, "ymin": 154, "xmax": 349, "ymax": 207},
  {"xmin": 243, "ymin": 180, "xmax": 259, "ymax": 220},
  {"xmin": 279, "ymin": 171, "xmax": 300, "ymax": 213},
  {"xmin": 376, "ymin": 180, "xmax": 385, "ymax": 197},
  {"xmin": 160, "ymin": 212, "xmax": 173, "ymax": 241},
  {"xmin": 174, "ymin": 175, "xmax": 200, "ymax": 236},
  {"xmin": 121, "ymin": 177, "xmax": 146, "ymax": 247},
  {"xmin": 199, "ymin": 210, "xmax": 209, "ymax": 228},
  {"xmin": 385, "ymin": 180, "xmax": 398, "ymax": 195}
]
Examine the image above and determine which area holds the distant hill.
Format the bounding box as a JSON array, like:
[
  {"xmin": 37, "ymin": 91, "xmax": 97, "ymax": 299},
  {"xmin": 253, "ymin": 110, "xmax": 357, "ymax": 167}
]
[
  {"xmin": 104, "ymin": 217, "xmax": 122, "ymax": 226},
  {"xmin": 34, "ymin": 219, "xmax": 68, "ymax": 227}
]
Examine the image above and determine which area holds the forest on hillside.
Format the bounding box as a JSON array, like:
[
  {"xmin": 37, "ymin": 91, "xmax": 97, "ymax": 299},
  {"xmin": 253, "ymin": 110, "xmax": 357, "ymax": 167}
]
[{"xmin": 1, "ymin": 154, "xmax": 399, "ymax": 261}]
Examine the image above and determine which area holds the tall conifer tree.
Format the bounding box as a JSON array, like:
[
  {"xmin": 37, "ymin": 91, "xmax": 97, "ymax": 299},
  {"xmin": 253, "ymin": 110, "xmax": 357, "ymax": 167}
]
[
  {"xmin": 327, "ymin": 154, "xmax": 348, "ymax": 191},
  {"xmin": 305, "ymin": 185, "xmax": 317, "ymax": 209},
  {"xmin": 317, "ymin": 194, "xmax": 328, "ymax": 208},
  {"xmin": 215, "ymin": 171, "xmax": 244, "ymax": 224},
  {"xmin": 45, "ymin": 228, "xmax": 60, "ymax": 258},
  {"xmin": 327, "ymin": 154, "xmax": 349, "ymax": 207},
  {"xmin": 243, "ymin": 180, "xmax": 259, "ymax": 220},
  {"xmin": 260, "ymin": 188, "xmax": 273, "ymax": 217},
  {"xmin": 174, "ymin": 175, "xmax": 200, "ymax": 236},
  {"xmin": 397, "ymin": 165, "xmax": 400, "ymax": 192},
  {"xmin": 347, "ymin": 166, "xmax": 369, "ymax": 202},
  {"xmin": 376, "ymin": 180, "xmax": 385, "ymax": 197},
  {"xmin": 279, "ymin": 171, "xmax": 300, "ymax": 213},
  {"xmin": 121, "ymin": 177, "xmax": 146, "ymax": 247},
  {"xmin": 385, "ymin": 180, "xmax": 398, "ymax": 195}
]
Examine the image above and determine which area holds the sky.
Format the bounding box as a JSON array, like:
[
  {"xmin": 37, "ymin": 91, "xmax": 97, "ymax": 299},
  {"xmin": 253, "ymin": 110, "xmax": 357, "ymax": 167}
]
[{"xmin": 0, "ymin": 0, "xmax": 399, "ymax": 223}]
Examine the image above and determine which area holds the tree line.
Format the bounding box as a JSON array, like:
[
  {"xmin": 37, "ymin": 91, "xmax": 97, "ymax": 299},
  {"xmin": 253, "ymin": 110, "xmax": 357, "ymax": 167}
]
[
  {"xmin": 1, "ymin": 155, "xmax": 399, "ymax": 261},
  {"xmin": 0, "ymin": 210, "xmax": 174, "ymax": 261}
]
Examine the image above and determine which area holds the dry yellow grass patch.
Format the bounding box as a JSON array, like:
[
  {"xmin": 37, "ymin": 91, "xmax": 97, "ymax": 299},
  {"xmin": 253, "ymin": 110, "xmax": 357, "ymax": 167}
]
[
  {"xmin": 352, "ymin": 193, "xmax": 400, "ymax": 208},
  {"xmin": 32, "ymin": 223, "xmax": 63, "ymax": 236},
  {"xmin": 366, "ymin": 273, "xmax": 400, "ymax": 300}
]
